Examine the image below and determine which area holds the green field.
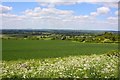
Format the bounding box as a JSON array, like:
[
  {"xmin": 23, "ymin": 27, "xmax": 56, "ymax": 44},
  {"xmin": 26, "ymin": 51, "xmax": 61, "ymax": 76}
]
[{"xmin": 2, "ymin": 40, "xmax": 118, "ymax": 61}]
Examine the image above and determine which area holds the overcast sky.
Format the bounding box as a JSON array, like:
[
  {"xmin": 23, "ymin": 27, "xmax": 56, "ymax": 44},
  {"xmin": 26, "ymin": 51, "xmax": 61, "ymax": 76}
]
[{"xmin": 0, "ymin": 0, "xmax": 119, "ymax": 31}]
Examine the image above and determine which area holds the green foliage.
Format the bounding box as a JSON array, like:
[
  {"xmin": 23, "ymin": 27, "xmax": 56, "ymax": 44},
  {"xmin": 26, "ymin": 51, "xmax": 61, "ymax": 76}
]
[
  {"xmin": 2, "ymin": 31, "xmax": 120, "ymax": 43},
  {"xmin": 2, "ymin": 40, "xmax": 118, "ymax": 61}
]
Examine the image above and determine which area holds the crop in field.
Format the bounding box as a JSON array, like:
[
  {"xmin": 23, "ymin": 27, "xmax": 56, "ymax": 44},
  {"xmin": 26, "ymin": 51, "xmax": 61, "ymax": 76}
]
[{"xmin": 2, "ymin": 40, "xmax": 118, "ymax": 61}]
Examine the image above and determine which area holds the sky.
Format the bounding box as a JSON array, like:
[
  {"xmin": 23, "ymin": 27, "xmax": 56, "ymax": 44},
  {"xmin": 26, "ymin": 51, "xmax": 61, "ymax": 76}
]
[{"xmin": 0, "ymin": 0, "xmax": 119, "ymax": 31}]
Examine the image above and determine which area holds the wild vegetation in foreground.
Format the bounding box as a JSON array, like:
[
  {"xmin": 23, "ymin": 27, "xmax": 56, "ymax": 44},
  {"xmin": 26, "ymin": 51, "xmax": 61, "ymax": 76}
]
[{"xmin": 1, "ymin": 51, "xmax": 119, "ymax": 78}]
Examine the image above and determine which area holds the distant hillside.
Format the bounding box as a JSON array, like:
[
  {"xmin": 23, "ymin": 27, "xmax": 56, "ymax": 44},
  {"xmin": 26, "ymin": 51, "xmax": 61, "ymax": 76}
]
[{"xmin": 1, "ymin": 29, "xmax": 119, "ymax": 35}]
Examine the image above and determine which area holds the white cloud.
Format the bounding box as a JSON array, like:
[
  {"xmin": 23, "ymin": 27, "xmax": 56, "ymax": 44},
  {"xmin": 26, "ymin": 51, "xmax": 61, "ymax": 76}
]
[
  {"xmin": 107, "ymin": 16, "xmax": 118, "ymax": 21},
  {"xmin": 2, "ymin": 10, "xmax": 118, "ymax": 30},
  {"xmin": 1, "ymin": 14, "xmax": 18, "ymax": 18},
  {"xmin": 38, "ymin": 2, "xmax": 77, "ymax": 9},
  {"xmin": 73, "ymin": 15, "xmax": 90, "ymax": 20},
  {"xmin": 24, "ymin": 7, "xmax": 41, "ymax": 13},
  {"xmin": 24, "ymin": 7, "xmax": 74, "ymax": 17},
  {"xmin": 34, "ymin": 7, "xmax": 41, "ymax": 12},
  {"xmin": 97, "ymin": 7, "xmax": 110, "ymax": 14},
  {"xmin": 35, "ymin": 0, "xmax": 119, "ymax": 3},
  {"xmin": 1, "ymin": 3, "xmax": 118, "ymax": 31},
  {"xmin": 0, "ymin": 13, "xmax": 26, "ymax": 20},
  {"xmin": 115, "ymin": 11, "xmax": 118, "ymax": 15},
  {"xmin": 36, "ymin": 0, "xmax": 118, "ymax": 9},
  {"xmin": 39, "ymin": 2, "xmax": 49, "ymax": 7},
  {"xmin": 90, "ymin": 7, "xmax": 110, "ymax": 17},
  {"xmin": 0, "ymin": 5, "xmax": 12, "ymax": 13},
  {"xmin": 2, "ymin": 14, "xmax": 118, "ymax": 30},
  {"xmin": 102, "ymin": 2, "xmax": 118, "ymax": 8},
  {"xmin": 90, "ymin": 12, "xmax": 98, "ymax": 16},
  {"xmin": 2, "ymin": 0, "xmax": 119, "ymax": 2}
]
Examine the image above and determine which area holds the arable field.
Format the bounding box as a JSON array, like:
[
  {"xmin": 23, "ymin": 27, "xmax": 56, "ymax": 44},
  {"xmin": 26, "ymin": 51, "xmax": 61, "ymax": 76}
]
[{"xmin": 2, "ymin": 40, "xmax": 118, "ymax": 61}]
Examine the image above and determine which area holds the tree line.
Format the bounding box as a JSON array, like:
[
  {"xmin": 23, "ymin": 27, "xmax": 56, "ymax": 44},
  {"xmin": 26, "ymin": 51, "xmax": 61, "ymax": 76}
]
[{"xmin": 2, "ymin": 31, "xmax": 120, "ymax": 43}]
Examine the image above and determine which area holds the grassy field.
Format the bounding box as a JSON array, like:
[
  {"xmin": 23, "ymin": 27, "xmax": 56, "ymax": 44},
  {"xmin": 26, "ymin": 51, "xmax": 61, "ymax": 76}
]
[{"xmin": 2, "ymin": 40, "xmax": 118, "ymax": 61}]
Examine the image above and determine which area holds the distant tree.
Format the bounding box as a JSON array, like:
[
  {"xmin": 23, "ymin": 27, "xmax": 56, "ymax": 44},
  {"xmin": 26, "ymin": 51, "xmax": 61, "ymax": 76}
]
[
  {"xmin": 103, "ymin": 32, "xmax": 113, "ymax": 39},
  {"xmin": 61, "ymin": 36, "xmax": 66, "ymax": 40}
]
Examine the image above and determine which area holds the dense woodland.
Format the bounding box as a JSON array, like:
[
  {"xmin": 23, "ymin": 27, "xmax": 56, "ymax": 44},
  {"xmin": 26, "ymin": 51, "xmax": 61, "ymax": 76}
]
[{"xmin": 1, "ymin": 29, "xmax": 120, "ymax": 43}]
